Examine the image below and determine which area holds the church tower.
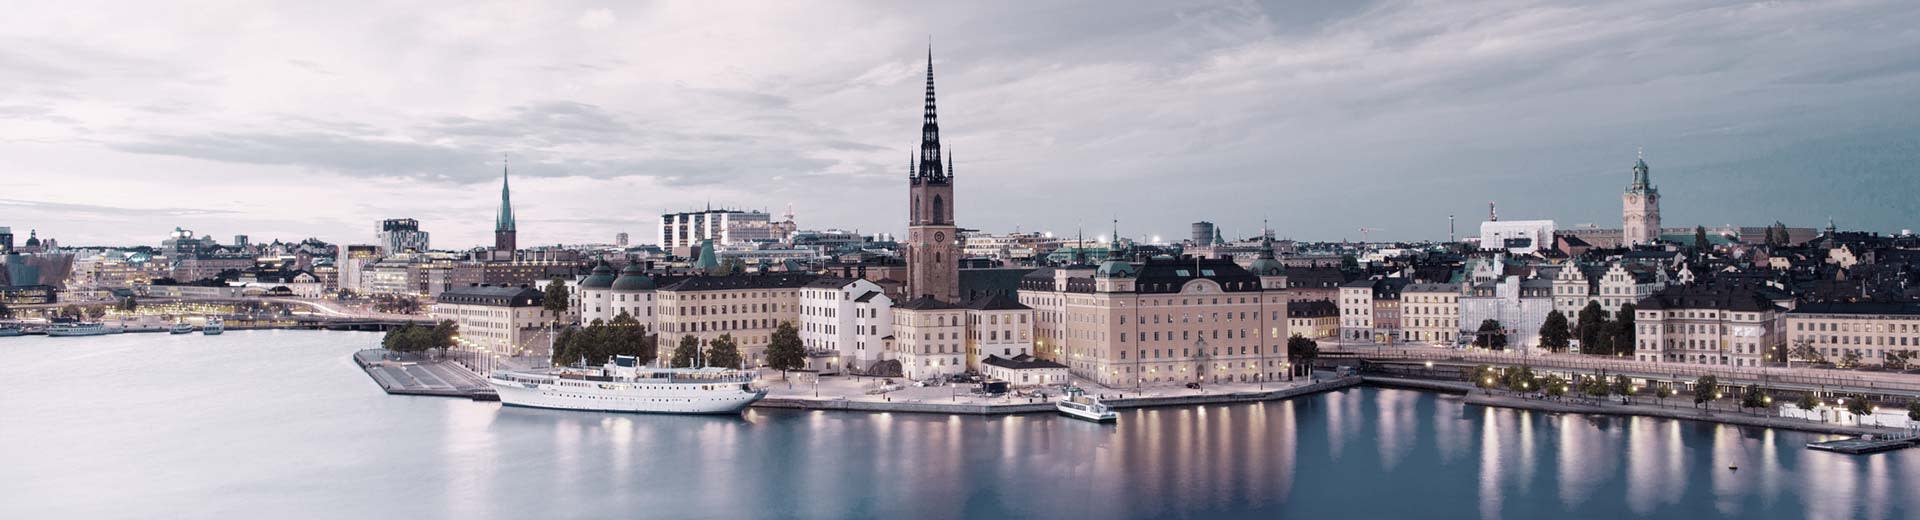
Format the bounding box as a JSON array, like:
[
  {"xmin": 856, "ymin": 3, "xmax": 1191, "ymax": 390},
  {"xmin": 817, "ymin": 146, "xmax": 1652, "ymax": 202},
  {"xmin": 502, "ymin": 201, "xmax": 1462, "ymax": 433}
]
[
  {"xmin": 905, "ymin": 47, "xmax": 960, "ymax": 302},
  {"xmin": 1622, "ymin": 151, "xmax": 1660, "ymax": 247},
  {"xmin": 495, "ymin": 158, "xmax": 518, "ymax": 255}
]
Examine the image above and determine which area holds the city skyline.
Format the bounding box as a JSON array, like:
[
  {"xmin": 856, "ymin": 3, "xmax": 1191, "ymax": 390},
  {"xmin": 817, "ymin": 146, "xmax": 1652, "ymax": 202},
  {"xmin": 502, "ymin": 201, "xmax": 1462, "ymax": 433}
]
[{"xmin": 5, "ymin": 1, "xmax": 1920, "ymax": 247}]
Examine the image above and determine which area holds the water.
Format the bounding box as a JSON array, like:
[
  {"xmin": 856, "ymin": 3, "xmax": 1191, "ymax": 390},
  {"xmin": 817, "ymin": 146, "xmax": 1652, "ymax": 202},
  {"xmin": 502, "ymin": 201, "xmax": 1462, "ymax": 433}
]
[{"xmin": 2, "ymin": 330, "xmax": 1913, "ymax": 519}]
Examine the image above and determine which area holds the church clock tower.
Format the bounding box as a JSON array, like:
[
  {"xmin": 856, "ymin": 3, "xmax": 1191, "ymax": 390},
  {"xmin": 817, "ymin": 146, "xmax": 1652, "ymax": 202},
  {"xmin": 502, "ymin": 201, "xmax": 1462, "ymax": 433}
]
[
  {"xmin": 905, "ymin": 48, "xmax": 960, "ymax": 302},
  {"xmin": 1622, "ymin": 151, "xmax": 1661, "ymax": 247}
]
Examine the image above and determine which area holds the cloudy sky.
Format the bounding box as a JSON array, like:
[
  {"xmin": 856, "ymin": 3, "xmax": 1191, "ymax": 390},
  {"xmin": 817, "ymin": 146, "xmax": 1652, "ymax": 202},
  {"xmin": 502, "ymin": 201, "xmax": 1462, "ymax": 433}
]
[{"xmin": 4, "ymin": 0, "xmax": 1918, "ymax": 248}]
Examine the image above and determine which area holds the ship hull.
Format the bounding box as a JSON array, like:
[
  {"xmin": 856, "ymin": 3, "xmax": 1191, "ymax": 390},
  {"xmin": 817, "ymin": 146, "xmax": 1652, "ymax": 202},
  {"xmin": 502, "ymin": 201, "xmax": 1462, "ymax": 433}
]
[{"xmin": 490, "ymin": 378, "xmax": 766, "ymax": 414}]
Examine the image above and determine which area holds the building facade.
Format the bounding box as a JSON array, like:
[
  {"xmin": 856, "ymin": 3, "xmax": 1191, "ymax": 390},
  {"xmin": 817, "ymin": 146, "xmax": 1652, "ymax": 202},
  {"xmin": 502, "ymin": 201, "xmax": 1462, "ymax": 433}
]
[
  {"xmin": 434, "ymin": 285, "xmax": 550, "ymax": 356},
  {"xmin": 1623, "ymin": 155, "xmax": 1661, "ymax": 247},
  {"xmin": 1634, "ymin": 284, "xmax": 1781, "ymax": 367},
  {"xmin": 658, "ymin": 209, "xmax": 775, "ymax": 253},
  {"xmin": 1401, "ymin": 283, "xmax": 1461, "ymax": 345},
  {"xmin": 377, "ymin": 219, "xmax": 429, "ymax": 255},
  {"xmin": 1786, "ymin": 302, "xmax": 1920, "ymax": 366},
  {"xmin": 901, "ymin": 51, "xmax": 960, "ymax": 303},
  {"xmin": 799, "ymin": 277, "xmax": 894, "ymax": 374},
  {"xmin": 655, "ymin": 274, "xmax": 814, "ymax": 368}
]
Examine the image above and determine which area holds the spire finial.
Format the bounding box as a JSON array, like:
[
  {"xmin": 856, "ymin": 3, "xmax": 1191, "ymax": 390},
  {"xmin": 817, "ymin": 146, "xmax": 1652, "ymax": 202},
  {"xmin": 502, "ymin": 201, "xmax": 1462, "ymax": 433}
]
[
  {"xmin": 1637, "ymin": 146, "xmax": 1643, "ymax": 160},
  {"xmin": 947, "ymin": 150, "xmax": 953, "ymax": 177}
]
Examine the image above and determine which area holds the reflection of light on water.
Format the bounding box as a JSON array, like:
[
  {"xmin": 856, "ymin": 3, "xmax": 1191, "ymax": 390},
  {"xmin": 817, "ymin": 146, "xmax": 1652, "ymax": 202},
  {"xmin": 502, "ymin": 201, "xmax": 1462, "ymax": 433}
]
[
  {"xmin": 1325, "ymin": 389, "xmax": 1348, "ymax": 461},
  {"xmin": 1272, "ymin": 400, "xmax": 1296, "ymax": 503},
  {"xmin": 1803, "ymin": 443, "xmax": 1859, "ymax": 519},
  {"xmin": 1625, "ymin": 416, "xmax": 1657, "ymax": 515},
  {"xmin": 1376, "ymin": 389, "xmax": 1412, "ymax": 471},
  {"xmin": 1478, "ymin": 406, "xmax": 1502, "ymax": 520},
  {"xmin": 1710, "ymin": 424, "xmax": 1746, "ymax": 516},
  {"xmin": 1866, "ymin": 455, "xmax": 1890, "ymax": 520},
  {"xmin": 1516, "ymin": 410, "xmax": 1535, "ymax": 495},
  {"xmin": 1555, "ymin": 414, "xmax": 1601, "ymax": 508}
]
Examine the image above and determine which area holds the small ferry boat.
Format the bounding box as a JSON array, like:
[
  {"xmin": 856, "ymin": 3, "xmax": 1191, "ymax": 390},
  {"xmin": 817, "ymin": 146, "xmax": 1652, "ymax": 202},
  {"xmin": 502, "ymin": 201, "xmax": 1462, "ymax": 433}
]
[
  {"xmin": 202, "ymin": 317, "xmax": 224, "ymax": 335},
  {"xmin": 169, "ymin": 322, "xmax": 195, "ymax": 334},
  {"xmin": 1056, "ymin": 387, "xmax": 1118, "ymax": 423},
  {"xmin": 0, "ymin": 324, "xmax": 22, "ymax": 337},
  {"xmin": 47, "ymin": 321, "xmax": 111, "ymax": 337},
  {"xmin": 489, "ymin": 355, "xmax": 766, "ymax": 414}
]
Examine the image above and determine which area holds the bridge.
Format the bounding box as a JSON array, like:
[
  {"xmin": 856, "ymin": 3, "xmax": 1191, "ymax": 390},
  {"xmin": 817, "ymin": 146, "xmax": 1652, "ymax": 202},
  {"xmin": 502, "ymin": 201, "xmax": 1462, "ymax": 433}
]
[{"xmin": 1327, "ymin": 345, "xmax": 1920, "ymax": 400}]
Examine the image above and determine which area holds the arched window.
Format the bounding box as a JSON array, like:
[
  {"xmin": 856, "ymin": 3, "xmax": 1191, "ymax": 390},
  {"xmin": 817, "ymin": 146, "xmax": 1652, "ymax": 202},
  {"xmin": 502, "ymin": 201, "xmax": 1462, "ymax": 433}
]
[
  {"xmin": 912, "ymin": 195, "xmax": 920, "ymax": 223},
  {"xmin": 932, "ymin": 195, "xmax": 944, "ymax": 224}
]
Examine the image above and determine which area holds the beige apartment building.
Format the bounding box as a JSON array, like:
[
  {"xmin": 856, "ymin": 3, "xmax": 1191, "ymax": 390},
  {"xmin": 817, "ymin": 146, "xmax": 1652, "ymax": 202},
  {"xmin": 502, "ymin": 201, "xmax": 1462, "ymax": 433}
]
[
  {"xmin": 656, "ymin": 274, "xmax": 816, "ymax": 367},
  {"xmin": 1786, "ymin": 302, "xmax": 1920, "ymax": 366},
  {"xmin": 1401, "ymin": 283, "xmax": 1461, "ymax": 345},
  {"xmin": 434, "ymin": 284, "xmax": 551, "ymax": 358},
  {"xmin": 892, "ymin": 296, "xmax": 969, "ymax": 380},
  {"xmin": 1635, "ymin": 284, "xmax": 1783, "ymax": 367},
  {"xmin": 1018, "ymin": 253, "xmax": 1291, "ymax": 388}
]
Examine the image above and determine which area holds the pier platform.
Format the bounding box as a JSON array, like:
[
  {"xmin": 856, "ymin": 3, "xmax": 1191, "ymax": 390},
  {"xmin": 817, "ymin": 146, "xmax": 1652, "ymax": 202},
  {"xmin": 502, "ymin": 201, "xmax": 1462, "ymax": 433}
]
[
  {"xmin": 1807, "ymin": 435, "xmax": 1918, "ymax": 455},
  {"xmin": 353, "ymin": 349, "xmax": 498, "ymax": 401}
]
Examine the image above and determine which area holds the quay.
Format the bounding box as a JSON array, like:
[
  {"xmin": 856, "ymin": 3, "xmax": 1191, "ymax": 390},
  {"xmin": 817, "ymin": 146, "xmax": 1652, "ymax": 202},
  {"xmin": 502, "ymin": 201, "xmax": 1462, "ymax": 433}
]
[
  {"xmin": 352, "ymin": 349, "xmax": 498, "ymax": 401},
  {"xmin": 1807, "ymin": 435, "xmax": 1919, "ymax": 455},
  {"xmin": 753, "ymin": 376, "xmax": 1362, "ymax": 415}
]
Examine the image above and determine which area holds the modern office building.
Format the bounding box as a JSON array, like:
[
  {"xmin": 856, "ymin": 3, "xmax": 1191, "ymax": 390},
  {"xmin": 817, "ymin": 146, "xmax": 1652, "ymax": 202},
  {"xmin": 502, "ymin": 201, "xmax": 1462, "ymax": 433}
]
[
  {"xmin": 658, "ymin": 209, "xmax": 775, "ymax": 253},
  {"xmin": 377, "ymin": 219, "xmax": 430, "ymax": 255}
]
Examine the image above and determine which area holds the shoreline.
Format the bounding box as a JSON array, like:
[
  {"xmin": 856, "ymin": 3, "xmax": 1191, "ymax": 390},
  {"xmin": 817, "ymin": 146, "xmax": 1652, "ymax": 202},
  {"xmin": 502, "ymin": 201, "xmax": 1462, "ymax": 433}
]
[
  {"xmin": 752, "ymin": 376, "xmax": 1365, "ymax": 415},
  {"xmin": 1355, "ymin": 375, "xmax": 1905, "ymax": 437}
]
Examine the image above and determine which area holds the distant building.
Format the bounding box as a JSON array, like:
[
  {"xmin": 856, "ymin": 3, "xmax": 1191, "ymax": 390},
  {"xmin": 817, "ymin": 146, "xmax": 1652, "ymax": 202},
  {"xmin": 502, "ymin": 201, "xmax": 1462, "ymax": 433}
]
[
  {"xmin": 336, "ymin": 245, "xmax": 381, "ymax": 295},
  {"xmin": 658, "ymin": 209, "xmax": 774, "ymax": 254},
  {"xmin": 492, "ymin": 163, "xmax": 517, "ymax": 259},
  {"xmin": 1623, "ymin": 153, "xmax": 1662, "ymax": 247},
  {"xmin": 1190, "ymin": 221, "xmax": 1215, "ymax": 245},
  {"xmin": 1460, "ymin": 275, "xmax": 1554, "ymax": 350},
  {"xmin": 232, "ymin": 235, "xmax": 250, "ymax": 249},
  {"xmin": 377, "ymin": 218, "xmax": 430, "ymax": 255},
  {"xmin": 615, "ymin": 232, "xmax": 630, "ymax": 248},
  {"xmin": 1479, "ymin": 220, "xmax": 1556, "ymax": 255},
  {"xmin": 0, "ymin": 226, "xmax": 12, "ymax": 253}
]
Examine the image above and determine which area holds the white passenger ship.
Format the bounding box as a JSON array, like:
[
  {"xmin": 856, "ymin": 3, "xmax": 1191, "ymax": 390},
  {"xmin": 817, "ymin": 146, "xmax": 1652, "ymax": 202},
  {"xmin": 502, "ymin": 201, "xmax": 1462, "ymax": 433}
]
[
  {"xmin": 489, "ymin": 356, "xmax": 766, "ymax": 414},
  {"xmin": 47, "ymin": 321, "xmax": 112, "ymax": 337}
]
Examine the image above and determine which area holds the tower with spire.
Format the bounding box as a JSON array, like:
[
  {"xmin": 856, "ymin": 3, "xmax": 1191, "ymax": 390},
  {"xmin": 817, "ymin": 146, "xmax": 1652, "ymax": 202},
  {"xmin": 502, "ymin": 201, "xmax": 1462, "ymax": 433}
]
[
  {"xmin": 495, "ymin": 157, "xmax": 518, "ymax": 256},
  {"xmin": 1623, "ymin": 149, "xmax": 1661, "ymax": 247},
  {"xmin": 904, "ymin": 45, "xmax": 960, "ymax": 302}
]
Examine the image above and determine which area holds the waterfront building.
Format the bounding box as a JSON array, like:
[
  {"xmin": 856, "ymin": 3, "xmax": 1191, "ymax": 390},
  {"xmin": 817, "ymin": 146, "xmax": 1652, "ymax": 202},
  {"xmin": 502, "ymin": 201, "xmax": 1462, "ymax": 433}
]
[
  {"xmin": 1785, "ymin": 302, "xmax": 1920, "ymax": 366},
  {"xmin": 891, "ymin": 295, "xmax": 968, "ymax": 379},
  {"xmin": 1401, "ymin": 282, "xmax": 1461, "ymax": 345},
  {"xmin": 1017, "ymin": 242, "xmax": 1290, "ymax": 387},
  {"xmin": 376, "ymin": 218, "xmax": 430, "ymax": 255},
  {"xmin": 1633, "ymin": 283, "xmax": 1782, "ymax": 366},
  {"xmin": 1339, "ymin": 278, "xmax": 1407, "ymax": 342},
  {"xmin": 655, "ymin": 273, "xmax": 815, "ymax": 368},
  {"xmin": 1460, "ymin": 275, "xmax": 1554, "ymax": 349},
  {"xmin": 1286, "ymin": 299, "xmax": 1339, "ymax": 340},
  {"xmin": 434, "ymin": 284, "xmax": 551, "ymax": 357},
  {"xmin": 1283, "ymin": 265, "xmax": 1348, "ymax": 302},
  {"xmin": 799, "ymin": 277, "xmax": 893, "ymax": 374},
  {"xmin": 658, "ymin": 209, "xmax": 776, "ymax": 255},
  {"xmin": 979, "ymin": 354, "xmax": 1070, "ymax": 387},
  {"xmin": 1551, "ymin": 261, "xmax": 1667, "ymax": 318},
  {"xmin": 1623, "ymin": 153, "xmax": 1662, "ymax": 247},
  {"xmin": 574, "ymin": 262, "xmax": 656, "ymax": 328},
  {"xmin": 965, "ymin": 293, "xmax": 1035, "ymax": 364},
  {"xmin": 1479, "ymin": 220, "xmax": 1556, "ymax": 255},
  {"xmin": 170, "ymin": 254, "xmax": 255, "ymax": 282}
]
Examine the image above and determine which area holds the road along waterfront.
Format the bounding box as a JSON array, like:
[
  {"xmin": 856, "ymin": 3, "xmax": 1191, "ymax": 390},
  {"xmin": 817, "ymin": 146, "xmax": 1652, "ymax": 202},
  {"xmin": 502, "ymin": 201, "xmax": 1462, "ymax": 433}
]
[{"xmin": 5, "ymin": 330, "xmax": 1919, "ymax": 519}]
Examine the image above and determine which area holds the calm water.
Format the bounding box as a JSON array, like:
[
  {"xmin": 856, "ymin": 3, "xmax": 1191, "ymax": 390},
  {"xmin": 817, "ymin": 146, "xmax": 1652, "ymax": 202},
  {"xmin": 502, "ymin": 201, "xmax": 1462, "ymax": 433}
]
[{"xmin": 1, "ymin": 330, "xmax": 1914, "ymax": 519}]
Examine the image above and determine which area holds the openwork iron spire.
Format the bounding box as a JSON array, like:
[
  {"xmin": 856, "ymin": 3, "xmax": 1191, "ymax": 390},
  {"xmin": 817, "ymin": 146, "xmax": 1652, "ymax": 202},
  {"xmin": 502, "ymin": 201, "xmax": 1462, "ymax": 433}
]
[{"xmin": 915, "ymin": 45, "xmax": 947, "ymax": 184}]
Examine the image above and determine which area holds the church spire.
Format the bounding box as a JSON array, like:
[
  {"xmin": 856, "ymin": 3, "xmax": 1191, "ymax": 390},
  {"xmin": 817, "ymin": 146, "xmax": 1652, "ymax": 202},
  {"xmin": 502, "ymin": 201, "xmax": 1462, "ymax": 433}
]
[
  {"xmin": 496, "ymin": 156, "xmax": 515, "ymax": 232},
  {"xmin": 914, "ymin": 44, "xmax": 946, "ymax": 184}
]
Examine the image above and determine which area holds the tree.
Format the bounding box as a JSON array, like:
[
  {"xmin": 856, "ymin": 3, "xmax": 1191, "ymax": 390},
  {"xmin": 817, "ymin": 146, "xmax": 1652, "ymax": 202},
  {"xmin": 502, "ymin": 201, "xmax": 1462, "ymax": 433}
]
[
  {"xmin": 1469, "ymin": 365, "xmax": 1499, "ymax": 390},
  {"xmin": 704, "ymin": 333, "xmax": 743, "ymax": 369},
  {"xmin": 606, "ymin": 312, "xmax": 658, "ymax": 365},
  {"xmin": 1539, "ymin": 311, "xmax": 1572, "ymax": 352},
  {"xmin": 1693, "ymin": 225, "xmax": 1710, "ymax": 252},
  {"xmin": 1339, "ymin": 254, "xmax": 1359, "ymax": 273},
  {"xmin": 0, "ymin": 302, "xmax": 11, "ymax": 319},
  {"xmin": 1845, "ymin": 395, "xmax": 1874, "ymax": 421},
  {"xmin": 1612, "ymin": 374, "xmax": 1634, "ymax": 403},
  {"xmin": 429, "ymin": 320, "xmax": 458, "ymax": 354},
  {"xmin": 1474, "ymin": 319, "xmax": 1508, "ymax": 350},
  {"xmin": 1287, "ymin": 335, "xmax": 1320, "ymax": 374},
  {"xmin": 1576, "ymin": 301, "xmax": 1608, "ymax": 354},
  {"xmin": 1884, "ymin": 350, "xmax": 1915, "ymax": 370},
  {"xmin": 1543, "ymin": 374, "xmax": 1569, "ymax": 397},
  {"xmin": 1655, "ymin": 382, "xmax": 1676, "ymax": 406},
  {"xmin": 116, "ymin": 297, "xmax": 139, "ymax": 313},
  {"xmin": 1694, "ymin": 375, "xmax": 1720, "ymax": 409},
  {"xmin": 1796, "ymin": 392, "xmax": 1821, "ymax": 412},
  {"xmin": 1503, "ymin": 365, "xmax": 1537, "ymax": 392},
  {"xmin": 1579, "ymin": 375, "xmax": 1608, "ymax": 398},
  {"xmin": 59, "ymin": 304, "xmax": 83, "ymax": 319},
  {"xmin": 1789, "ymin": 338, "xmax": 1826, "ymax": 365},
  {"xmin": 1769, "ymin": 221, "xmax": 1791, "ymax": 247},
  {"xmin": 1610, "ymin": 303, "xmax": 1637, "ymax": 356},
  {"xmin": 669, "ymin": 335, "xmax": 700, "ymax": 368},
  {"xmin": 765, "ymin": 321, "xmax": 807, "ymax": 381},
  {"xmin": 542, "ymin": 278, "xmax": 570, "ymax": 322},
  {"xmin": 1740, "ymin": 384, "xmax": 1769, "ymax": 411},
  {"xmin": 1908, "ymin": 401, "xmax": 1920, "ymax": 422},
  {"xmin": 1839, "ymin": 351, "xmax": 1863, "ymax": 368}
]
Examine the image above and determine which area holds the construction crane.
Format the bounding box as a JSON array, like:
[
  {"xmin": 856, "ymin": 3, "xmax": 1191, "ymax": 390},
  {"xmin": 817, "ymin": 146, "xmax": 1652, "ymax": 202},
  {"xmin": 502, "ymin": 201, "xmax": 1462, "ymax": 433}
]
[{"xmin": 1358, "ymin": 227, "xmax": 1385, "ymax": 243}]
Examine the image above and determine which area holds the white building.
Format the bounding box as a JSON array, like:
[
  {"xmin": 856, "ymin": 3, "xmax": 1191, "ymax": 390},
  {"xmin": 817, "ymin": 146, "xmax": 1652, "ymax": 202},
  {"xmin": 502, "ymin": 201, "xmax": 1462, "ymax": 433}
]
[
  {"xmin": 980, "ymin": 354, "xmax": 1070, "ymax": 387},
  {"xmin": 574, "ymin": 262, "xmax": 656, "ymax": 328},
  {"xmin": 1460, "ymin": 275, "xmax": 1555, "ymax": 350},
  {"xmin": 658, "ymin": 209, "xmax": 775, "ymax": 252},
  {"xmin": 1479, "ymin": 220, "xmax": 1556, "ymax": 255},
  {"xmin": 434, "ymin": 285, "xmax": 552, "ymax": 357},
  {"xmin": 799, "ymin": 277, "xmax": 894, "ymax": 374}
]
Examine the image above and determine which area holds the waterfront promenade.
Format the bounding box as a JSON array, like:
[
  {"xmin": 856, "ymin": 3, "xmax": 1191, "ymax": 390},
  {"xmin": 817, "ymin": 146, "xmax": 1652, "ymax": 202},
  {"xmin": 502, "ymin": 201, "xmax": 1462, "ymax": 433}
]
[
  {"xmin": 1333, "ymin": 344, "xmax": 1920, "ymax": 397},
  {"xmin": 754, "ymin": 372, "xmax": 1359, "ymax": 415},
  {"xmin": 352, "ymin": 349, "xmax": 496, "ymax": 400}
]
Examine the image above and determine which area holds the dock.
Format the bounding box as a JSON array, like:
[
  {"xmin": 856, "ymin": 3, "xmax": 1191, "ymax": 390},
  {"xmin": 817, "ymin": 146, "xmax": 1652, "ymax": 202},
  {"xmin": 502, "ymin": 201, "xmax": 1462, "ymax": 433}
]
[
  {"xmin": 353, "ymin": 349, "xmax": 498, "ymax": 401},
  {"xmin": 1807, "ymin": 435, "xmax": 1919, "ymax": 455}
]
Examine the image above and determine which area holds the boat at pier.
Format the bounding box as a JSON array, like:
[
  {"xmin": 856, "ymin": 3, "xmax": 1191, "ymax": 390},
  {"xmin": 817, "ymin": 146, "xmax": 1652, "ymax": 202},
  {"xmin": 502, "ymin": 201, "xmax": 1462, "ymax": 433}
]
[
  {"xmin": 170, "ymin": 322, "xmax": 195, "ymax": 334},
  {"xmin": 202, "ymin": 318, "xmax": 224, "ymax": 335},
  {"xmin": 0, "ymin": 324, "xmax": 22, "ymax": 337},
  {"xmin": 47, "ymin": 321, "xmax": 111, "ymax": 337},
  {"xmin": 489, "ymin": 356, "xmax": 765, "ymax": 414},
  {"xmin": 1056, "ymin": 388, "xmax": 1118, "ymax": 422}
]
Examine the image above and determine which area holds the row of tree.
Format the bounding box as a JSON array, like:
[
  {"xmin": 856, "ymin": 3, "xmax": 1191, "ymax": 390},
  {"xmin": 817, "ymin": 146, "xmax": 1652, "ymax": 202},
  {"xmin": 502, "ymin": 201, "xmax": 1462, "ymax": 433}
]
[
  {"xmin": 1536, "ymin": 301, "xmax": 1637, "ymax": 356},
  {"xmin": 551, "ymin": 312, "xmax": 658, "ymax": 367},
  {"xmin": 1468, "ymin": 366, "xmax": 1920, "ymax": 421},
  {"xmin": 1786, "ymin": 339, "xmax": 1917, "ymax": 369},
  {"xmin": 383, "ymin": 321, "xmax": 458, "ymax": 354}
]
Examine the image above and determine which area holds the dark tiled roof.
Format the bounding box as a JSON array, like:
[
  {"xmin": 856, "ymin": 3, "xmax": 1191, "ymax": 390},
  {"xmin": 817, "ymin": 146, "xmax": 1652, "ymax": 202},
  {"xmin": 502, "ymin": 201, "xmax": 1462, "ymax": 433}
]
[
  {"xmin": 439, "ymin": 285, "xmax": 544, "ymax": 307},
  {"xmin": 1288, "ymin": 299, "xmax": 1338, "ymax": 317},
  {"xmin": 981, "ymin": 354, "xmax": 1067, "ymax": 370},
  {"xmin": 965, "ymin": 292, "xmax": 1030, "ymax": 311},
  {"xmin": 659, "ymin": 273, "xmax": 818, "ymax": 292},
  {"xmin": 853, "ymin": 291, "xmax": 881, "ymax": 303},
  {"xmin": 1637, "ymin": 284, "xmax": 1779, "ymax": 312},
  {"xmin": 894, "ymin": 295, "xmax": 963, "ymax": 311},
  {"xmin": 1788, "ymin": 302, "xmax": 1920, "ymax": 316}
]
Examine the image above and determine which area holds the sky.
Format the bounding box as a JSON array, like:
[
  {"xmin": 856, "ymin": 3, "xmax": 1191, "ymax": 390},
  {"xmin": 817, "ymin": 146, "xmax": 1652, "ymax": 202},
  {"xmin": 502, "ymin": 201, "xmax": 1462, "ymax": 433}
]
[{"xmin": 3, "ymin": 0, "xmax": 1918, "ymax": 249}]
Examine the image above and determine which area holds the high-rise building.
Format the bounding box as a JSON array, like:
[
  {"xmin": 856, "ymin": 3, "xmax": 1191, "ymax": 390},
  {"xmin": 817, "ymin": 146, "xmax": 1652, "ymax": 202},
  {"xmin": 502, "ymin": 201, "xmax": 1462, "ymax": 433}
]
[
  {"xmin": 615, "ymin": 232, "xmax": 630, "ymax": 248},
  {"xmin": 1190, "ymin": 221, "xmax": 1215, "ymax": 245},
  {"xmin": 376, "ymin": 218, "xmax": 430, "ymax": 255},
  {"xmin": 0, "ymin": 226, "xmax": 12, "ymax": 253},
  {"xmin": 1623, "ymin": 152, "xmax": 1661, "ymax": 247},
  {"xmin": 494, "ymin": 161, "xmax": 517, "ymax": 255},
  {"xmin": 903, "ymin": 47, "xmax": 960, "ymax": 303},
  {"xmin": 657, "ymin": 209, "xmax": 774, "ymax": 252},
  {"xmin": 233, "ymin": 235, "xmax": 250, "ymax": 249}
]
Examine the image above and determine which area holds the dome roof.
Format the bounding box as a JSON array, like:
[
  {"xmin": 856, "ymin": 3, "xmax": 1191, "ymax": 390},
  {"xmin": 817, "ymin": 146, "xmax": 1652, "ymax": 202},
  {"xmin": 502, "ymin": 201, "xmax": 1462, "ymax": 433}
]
[
  {"xmin": 580, "ymin": 263, "xmax": 616, "ymax": 289},
  {"xmin": 611, "ymin": 263, "xmax": 656, "ymax": 291},
  {"xmin": 1094, "ymin": 259, "xmax": 1137, "ymax": 278},
  {"xmin": 1248, "ymin": 258, "xmax": 1285, "ymax": 276}
]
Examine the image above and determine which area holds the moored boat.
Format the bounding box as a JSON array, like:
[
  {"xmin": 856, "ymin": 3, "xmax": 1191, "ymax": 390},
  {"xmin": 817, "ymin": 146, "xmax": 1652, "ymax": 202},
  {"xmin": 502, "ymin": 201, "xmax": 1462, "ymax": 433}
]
[
  {"xmin": 1056, "ymin": 387, "xmax": 1118, "ymax": 423},
  {"xmin": 0, "ymin": 324, "xmax": 22, "ymax": 337},
  {"xmin": 47, "ymin": 321, "xmax": 111, "ymax": 337},
  {"xmin": 489, "ymin": 355, "xmax": 766, "ymax": 414},
  {"xmin": 169, "ymin": 322, "xmax": 195, "ymax": 334},
  {"xmin": 202, "ymin": 317, "xmax": 224, "ymax": 335}
]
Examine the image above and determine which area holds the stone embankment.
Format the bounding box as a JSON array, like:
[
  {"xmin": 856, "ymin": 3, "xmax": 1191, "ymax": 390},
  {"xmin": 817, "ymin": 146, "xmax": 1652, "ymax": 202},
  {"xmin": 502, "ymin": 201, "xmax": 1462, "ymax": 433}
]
[{"xmin": 755, "ymin": 377, "xmax": 1362, "ymax": 415}]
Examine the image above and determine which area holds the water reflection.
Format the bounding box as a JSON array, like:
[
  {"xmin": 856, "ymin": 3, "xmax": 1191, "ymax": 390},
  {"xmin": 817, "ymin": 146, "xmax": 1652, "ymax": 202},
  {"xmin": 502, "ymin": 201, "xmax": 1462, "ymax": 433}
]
[{"xmin": 3, "ymin": 333, "xmax": 1919, "ymax": 519}]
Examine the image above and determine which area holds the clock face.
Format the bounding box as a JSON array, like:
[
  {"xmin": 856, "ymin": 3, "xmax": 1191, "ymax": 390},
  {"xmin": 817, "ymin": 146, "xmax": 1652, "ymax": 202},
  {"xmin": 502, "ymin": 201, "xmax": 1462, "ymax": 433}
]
[{"xmin": 934, "ymin": 231, "xmax": 945, "ymax": 242}]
